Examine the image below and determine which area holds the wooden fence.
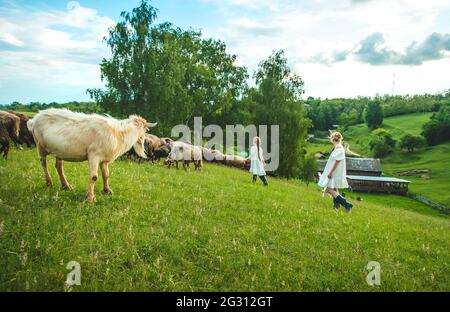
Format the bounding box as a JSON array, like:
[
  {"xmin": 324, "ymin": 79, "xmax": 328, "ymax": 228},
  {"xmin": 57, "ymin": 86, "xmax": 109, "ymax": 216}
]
[{"xmin": 409, "ymin": 193, "xmax": 450, "ymax": 214}]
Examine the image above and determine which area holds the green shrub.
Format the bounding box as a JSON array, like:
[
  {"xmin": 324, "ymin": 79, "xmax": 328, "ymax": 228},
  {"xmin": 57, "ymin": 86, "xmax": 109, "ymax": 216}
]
[
  {"xmin": 369, "ymin": 128, "xmax": 396, "ymax": 158},
  {"xmin": 399, "ymin": 134, "xmax": 425, "ymax": 152},
  {"xmin": 422, "ymin": 104, "xmax": 450, "ymax": 145}
]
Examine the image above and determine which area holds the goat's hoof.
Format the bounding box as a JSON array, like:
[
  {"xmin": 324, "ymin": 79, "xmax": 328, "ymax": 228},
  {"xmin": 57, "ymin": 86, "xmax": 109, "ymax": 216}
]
[
  {"xmin": 62, "ymin": 184, "xmax": 73, "ymax": 191},
  {"xmin": 85, "ymin": 194, "xmax": 96, "ymax": 203},
  {"xmin": 103, "ymin": 188, "xmax": 113, "ymax": 195},
  {"xmin": 46, "ymin": 181, "xmax": 53, "ymax": 187}
]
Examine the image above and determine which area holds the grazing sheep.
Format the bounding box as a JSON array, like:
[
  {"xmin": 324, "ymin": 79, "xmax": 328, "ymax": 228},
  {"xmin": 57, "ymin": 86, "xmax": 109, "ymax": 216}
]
[
  {"xmin": 125, "ymin": 133, "xmax": 156, "ymax": 162},
  {"xmin": 212, "ymin": 150, "xmax": 226, "ymax": 162},
  {"xmin": 153, "ymin": 144, "xmax": 171, "ymax": 162},
  {"xmin": 7, "ymin": 111, "xmax": 35, "ymax": 147},
  {"xmin": 201, "ymin": 147, "xmax": 215, "ymax": 162},
  {"xmin": 125, "ymin": 134, "xmax": 173, "ymax": 162},
  {"xmin": 27, "ymin": 108, "xmax": 156, "ymax": 203},
  {"xmin": 143, "ymin": 134, "xmax": 157, "ymax": 160},
  {"xmin": 147, "ymin": 136, "xmax": 173, "ymax": 162},
  {"xmin": 0, "ymin": 127, "xmax": 10, "ymax": 159},
  {"xmin": 165, "ymin": 142, "xmax": 203, "ymax": 170},
  {"xmin": 224, "ymin": 155, "xmax": 249, "ymax": 169},
  {"xmin": 144, "ymin": 134, "xmax": 165, "ymax": 162},
  {"xmin": 0, "ymin": 111, "xmax": 21, "ymax": 159}
]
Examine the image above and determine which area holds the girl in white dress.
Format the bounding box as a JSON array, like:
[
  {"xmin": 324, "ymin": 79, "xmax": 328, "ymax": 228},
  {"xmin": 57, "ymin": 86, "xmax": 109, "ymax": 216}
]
[
  {"xmin": 248, "ymin": 136, "xmax": 268, "ymax": 186},
  {"xmin": 317, "ymin": 131, "xmax": 353, "ymax": 211}
]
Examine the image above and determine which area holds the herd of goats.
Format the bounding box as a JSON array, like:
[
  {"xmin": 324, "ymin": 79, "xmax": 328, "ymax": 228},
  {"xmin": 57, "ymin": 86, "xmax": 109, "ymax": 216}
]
[{"xmin": 0, "ymin": 108, "xmax": 250, "ymax": 202}]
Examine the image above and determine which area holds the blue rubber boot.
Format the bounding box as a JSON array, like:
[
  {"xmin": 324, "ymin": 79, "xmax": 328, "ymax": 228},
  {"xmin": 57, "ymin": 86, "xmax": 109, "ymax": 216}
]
[
  {"xmin": 260, "ymin": 175, "xmax": 268, "ymax": 186},
  {"xmin": 333, "ymin": 197, "xmax": 340, "ymax": 210},
  {"xmin": 335, "ymin": 195, "xmax": 353, "ymax": 212}
]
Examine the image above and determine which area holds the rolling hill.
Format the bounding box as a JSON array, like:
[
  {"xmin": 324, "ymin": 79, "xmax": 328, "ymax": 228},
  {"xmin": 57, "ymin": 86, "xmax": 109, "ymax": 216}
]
[{"xmin": 0, "ymin": 148, "xmax": 449, "ymax": 291}]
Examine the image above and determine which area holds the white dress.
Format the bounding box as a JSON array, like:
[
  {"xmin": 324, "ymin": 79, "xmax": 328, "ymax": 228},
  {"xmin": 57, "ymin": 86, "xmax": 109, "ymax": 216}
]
[
  {"xmin": 249, "ymin": 145, "xmax": 266, "ymax": 176},
  {"xmin": 317, "ymin": 145, "xmax": 349, "ymax": 189}
]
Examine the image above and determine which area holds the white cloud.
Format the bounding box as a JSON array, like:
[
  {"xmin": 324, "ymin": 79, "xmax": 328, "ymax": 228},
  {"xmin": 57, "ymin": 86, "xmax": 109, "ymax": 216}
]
[
  {"xmin": 0, "ymin": 31, "xmax": 23, "ymax": 46},
  {"xmin": 0, "ymin": 1, "xmax": 115, "ymax": 103},
  {"xmin": 298, "ymin": 58, "xmax": 450, "ymax": 98},
  {"xmin": 205, "ymin": 0, "xmax": 450, "ymax": 97},
  {"xmin": 202, "ymin": 0, "xmax": 281, "ymax": 12}
]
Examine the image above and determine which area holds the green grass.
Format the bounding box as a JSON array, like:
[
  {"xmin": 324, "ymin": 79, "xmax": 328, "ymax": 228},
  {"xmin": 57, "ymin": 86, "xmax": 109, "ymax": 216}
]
[
  {"xmin": 383, "ymin": 112, "xmax": 433, "ymax": 137},
  {"xmin": 341, "ymin": 113, "xmax": 433, "ymax": 154},
  {"xmin": 308, "ymin": 112, "xmax": 450, "ymax": 207},
  {"xmin": 305, "ymin": 141, "xmax": 334, "ymax": 156},
  {"xmin": 0, "ymin": 148, "xmax": 449, "ymax": 291},
  {"xmin": 381, "ymin": 143, "xmax": 450, "ymax": 207}
]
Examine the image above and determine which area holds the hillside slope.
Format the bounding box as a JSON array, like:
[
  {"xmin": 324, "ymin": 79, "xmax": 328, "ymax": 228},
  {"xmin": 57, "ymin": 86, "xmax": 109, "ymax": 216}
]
[{"xmin": 0, "ymin": 149, "xmax": 449, "ymax": 291}]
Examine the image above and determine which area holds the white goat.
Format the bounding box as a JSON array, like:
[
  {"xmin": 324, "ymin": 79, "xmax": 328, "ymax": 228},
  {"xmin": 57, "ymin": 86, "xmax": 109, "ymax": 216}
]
[{"xmin": 27, "ymin": 108, "xmax": 156, "ymax": 203}]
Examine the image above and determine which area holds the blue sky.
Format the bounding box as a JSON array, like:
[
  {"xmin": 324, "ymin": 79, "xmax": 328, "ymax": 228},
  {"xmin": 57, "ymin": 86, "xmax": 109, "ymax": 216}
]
[{"xmin": 1, "ymin": 0, "xmax": 450, "ymax": 104}]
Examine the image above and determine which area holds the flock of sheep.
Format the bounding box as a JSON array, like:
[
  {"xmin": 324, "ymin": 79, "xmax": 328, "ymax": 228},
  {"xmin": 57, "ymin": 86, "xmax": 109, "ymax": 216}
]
[
  {"xmin": 128, "ymin": 136, "xmax": 250, "ymax": 171},
  {"xmin": 0, "ymin": 108, "xmax": 250, "ymax": 203}
]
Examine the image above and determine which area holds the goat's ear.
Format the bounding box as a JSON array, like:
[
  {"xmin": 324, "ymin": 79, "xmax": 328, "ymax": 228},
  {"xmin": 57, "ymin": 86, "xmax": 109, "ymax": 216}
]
[{"xmin": 146, "ymin": 122, "xmax": 157, "ymax": 128}]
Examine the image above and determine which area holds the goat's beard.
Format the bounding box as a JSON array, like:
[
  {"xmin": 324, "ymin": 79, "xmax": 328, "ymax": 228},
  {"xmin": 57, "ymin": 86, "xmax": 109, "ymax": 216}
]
[{"xmin": 133, "ymin": 140, "xmax": 147, "ymax": 158}]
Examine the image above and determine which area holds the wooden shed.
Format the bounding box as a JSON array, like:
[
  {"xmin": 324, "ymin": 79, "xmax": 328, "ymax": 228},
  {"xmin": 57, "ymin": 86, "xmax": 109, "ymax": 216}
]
[
  {"xmin": 346, "ymin": 175, "xmax": 410, "ymax": 195},
  {"xmin": 318, "ymin": 157, "xmax": 382, "ymax": 176}
]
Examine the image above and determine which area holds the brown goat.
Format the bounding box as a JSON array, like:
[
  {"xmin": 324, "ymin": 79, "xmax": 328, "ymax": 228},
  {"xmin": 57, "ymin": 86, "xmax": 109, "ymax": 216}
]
[
  {"xmin": 146, "ymin": 135, "xmax": 173, "ymax": 162},
  {"xmin": 0, "ymin": 111, "xmax": 21, "ymax": 159},
  {"xmin": 0, "ymin": 123, "xmax": 11, "ymax": 159},
  {"xmin": 7, "ymin": 111, "xmax": 35, "ymax": 147},
  {"xmin": 125, "ymin": 134, "xmax": 172, "ymax": 162}
]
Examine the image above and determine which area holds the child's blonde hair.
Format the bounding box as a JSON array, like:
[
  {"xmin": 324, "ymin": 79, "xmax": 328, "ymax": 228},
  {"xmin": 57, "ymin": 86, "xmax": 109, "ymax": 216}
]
[
  {"xmin": 329, "ymin": 130, "xmax": 361, "ymax": 157},
  {"xmin": 329, "ymin": 131, "xmax": 343, "ymax": 143}
]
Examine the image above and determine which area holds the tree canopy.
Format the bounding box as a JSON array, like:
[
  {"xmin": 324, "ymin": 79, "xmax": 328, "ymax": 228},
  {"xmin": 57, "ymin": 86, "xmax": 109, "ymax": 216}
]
[
  {"xmin": 369, "ymin": 128, "xmax": 396, "ymax": 158},
  {"xmin": 399, "ymin": 134, "xmax": 425, "ymax": 152},
  {"xmin": 88, "ymin": 1, "xmax": 248, "ymax": 135},
  {"xmin": 422, "ymin": 104, "xmax": 450, "ymax": 145},
  {"xmin": 365, "ymin": 100, "xmax": 383, "ymax": 129},
  {"xmin": 249, "ymin": 50, "xmax": 310, "ymax": 178}
]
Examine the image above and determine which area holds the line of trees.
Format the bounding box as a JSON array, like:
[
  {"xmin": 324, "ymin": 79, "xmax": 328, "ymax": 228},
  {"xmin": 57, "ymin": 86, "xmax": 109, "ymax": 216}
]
[{"xmin": 1, "ymin": 101, "xmax": 103, "ymax": 113}]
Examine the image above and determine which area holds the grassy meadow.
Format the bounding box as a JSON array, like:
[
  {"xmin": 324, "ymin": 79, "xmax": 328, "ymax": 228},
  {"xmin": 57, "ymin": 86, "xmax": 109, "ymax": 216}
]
[{"xmin": 0, "ymin": 148, "xmax": 449, "ymax": 291}]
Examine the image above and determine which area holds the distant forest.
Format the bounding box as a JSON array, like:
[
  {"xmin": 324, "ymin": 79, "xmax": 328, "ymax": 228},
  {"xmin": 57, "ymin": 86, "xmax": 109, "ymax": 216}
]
[
  {"xmin": 0, "ymin": 101, "xmax": 103, "ymax": 114},
  {"xmin": 305, "ymin": 92, "xmax": 449, "ymax": 133}
]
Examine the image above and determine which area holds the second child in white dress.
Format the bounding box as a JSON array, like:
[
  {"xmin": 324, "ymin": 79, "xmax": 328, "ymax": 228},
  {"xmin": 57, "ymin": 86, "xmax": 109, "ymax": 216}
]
[
  {"xmin": 317, "ymin": 131, "xmax": 353, "ymax": 211},
  {"xmin": 248, "ymin": 136, "xmax": 268, "ymax": 186}
]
